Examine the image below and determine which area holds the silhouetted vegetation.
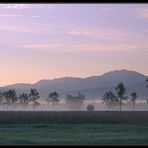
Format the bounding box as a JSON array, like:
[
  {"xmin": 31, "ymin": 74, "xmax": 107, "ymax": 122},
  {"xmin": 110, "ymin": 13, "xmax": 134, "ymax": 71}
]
[
  {"xmin": 65, "ymin": 92, "xmax": 85, "ymax": 103},
  {"xmin": 102, "ymin": 91, "xmax": 118, "ymax": 109},
  {"xmin": 146, "ymin": 79, "xmax": 148, "ymax": 103},
  {"xmin": 19, "ymin": 93, "xmax": 29, "ymax": 104},
  {"xmin": 65, "ymin": 92, "xmax": 85, "ymax": 110},
  {"xmin": 130, "ymin": 92, "xmax": 137, "ymax": 111},
  {"xmin": 29, "ymin": 88, "xmax": 40, "ymax": 109},
  {"xmin": 47, "ymin": 91, "xmax": 59, "ymax": 105},
  {"xmin": 115, "ymin": 82, "xmax": 126, "ymax": 111},
  {"xmin": 86, "ymin": 104, "xmax": 95, "ymax": 111},
  {"xmin": 0, "ymin": 89, "xmax": 18, "ymax": 105},
  {"xmin": 103, "ymin": 82, "xmax": 129, "ymax": 111}
]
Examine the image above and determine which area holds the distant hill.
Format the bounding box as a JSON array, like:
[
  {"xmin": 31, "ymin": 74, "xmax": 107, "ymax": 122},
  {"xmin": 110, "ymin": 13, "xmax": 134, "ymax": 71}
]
[{"xmin": 2, "ymin": 69, "xmax": 147, "ymax": 99}]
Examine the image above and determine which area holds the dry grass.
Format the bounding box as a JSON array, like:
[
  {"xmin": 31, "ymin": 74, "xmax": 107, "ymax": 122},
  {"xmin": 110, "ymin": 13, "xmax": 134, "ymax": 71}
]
[{"xmin": 0, "ymin": 111, "xmax": 148, "ymax": 124}]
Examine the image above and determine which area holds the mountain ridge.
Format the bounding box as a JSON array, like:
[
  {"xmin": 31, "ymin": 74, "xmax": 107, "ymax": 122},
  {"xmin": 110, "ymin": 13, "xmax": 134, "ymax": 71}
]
[{"xmin": 1, "ymin": 69, "xmax": 147, "ymax": 99}]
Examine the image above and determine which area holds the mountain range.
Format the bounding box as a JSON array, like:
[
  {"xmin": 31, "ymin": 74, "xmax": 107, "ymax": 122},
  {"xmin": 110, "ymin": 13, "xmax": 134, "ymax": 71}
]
[{"xmin": 1, "ymin": 69, "xmax": 147, "ymax": 99}]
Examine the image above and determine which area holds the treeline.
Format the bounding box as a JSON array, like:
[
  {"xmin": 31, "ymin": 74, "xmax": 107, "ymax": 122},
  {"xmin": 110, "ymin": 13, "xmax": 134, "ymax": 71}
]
[
  {"xmin": 102, "ymin": 78, "xmax": 147, "ymax": 111},
  {"xmin": 0, "ymin": 88, "xmax": 87, "ymax": 110},
  {"xmin": 0, "ymin": 88, "xmax": 40, "ymax": 106},
  {"xmin": 102, "ymin": 82, "xmax": 137, "ymax": 111},
  {"xmin": 0, "ymin": 78, "xmax": 147, "ymax": 111}
]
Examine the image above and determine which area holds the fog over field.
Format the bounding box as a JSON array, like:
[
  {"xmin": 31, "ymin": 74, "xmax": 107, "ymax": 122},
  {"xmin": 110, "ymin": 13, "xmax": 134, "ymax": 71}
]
[
  {"xmin": 0, "ymin": 99, "xmax": 147, "ymax": 111},
  {"xmin": 0, "ymin": 4, "xmax": 148, "ymax": 113}
]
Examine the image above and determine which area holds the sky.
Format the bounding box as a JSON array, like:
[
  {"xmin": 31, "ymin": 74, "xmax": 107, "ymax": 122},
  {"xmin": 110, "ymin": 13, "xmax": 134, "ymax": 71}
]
[{"xmin": 0, "ymin": 3, "xmax": 148, "ymax": 86}]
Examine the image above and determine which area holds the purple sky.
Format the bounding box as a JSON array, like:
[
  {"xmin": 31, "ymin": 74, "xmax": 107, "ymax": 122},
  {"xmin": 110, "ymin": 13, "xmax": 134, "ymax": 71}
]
[{"xmin": 0, "ymin": 4, "xmax": 148, "ymax": 86}]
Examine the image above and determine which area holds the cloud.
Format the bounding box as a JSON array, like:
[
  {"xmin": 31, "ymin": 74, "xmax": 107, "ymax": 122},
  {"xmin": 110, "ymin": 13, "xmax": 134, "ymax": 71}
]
[
  {"xmin": 30, "ymin": 15, "xmax": 38, "ymax": 18},
  {"xmin": 0, "ymin": 13, "xmax": 22, "ymax": 17},
  {"xmin": 99, "ymin": 7, "xmax": 114, "ymax": 13},
  {"xmin": 68, "ymin": 28, "xmax": 144, "ymax": 43},
  {"xmin": 0, "ymin": 23, "xmax": 48, "ymax": 36},
  {"xmin": 68, "ymin": 30, "xmax": 92, "ymax": 36},
  {"xmin": 0, "ymin": 17, "xmax": 69, "ymax": 36},
  {"xmin": 0, "ymin": 4, "xmax": 31, "ymax": 9},
  {"xmin": 0, "ymin": 4, "xmax": 55, "ymax": 10},
  {"xmin": 21, "ymin": 43, "xmax": 148, "ymax": 52},
  {"xmin": 137, "ymin": 8, "xmax": 148, "ymax": 19}
]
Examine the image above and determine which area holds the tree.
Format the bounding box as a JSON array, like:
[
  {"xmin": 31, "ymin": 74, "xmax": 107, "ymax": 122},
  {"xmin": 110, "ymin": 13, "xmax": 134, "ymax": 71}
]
[
  {"xmin": 2, "ymin": 91, "xmax": 10, "ymax": 110},
  {"xmin": 146, "ymin": 79, "xmax": 148, "ymax": 103},
  {"xmin": 29, "ymin": 88, "xmax": 40, "ymax": 110},
  {"xmin": 0, "ymin": 91, "xmax": 5, "ymax": 110},
  {"xmin": 86, "ymin": 104, "xmax": 95, "ymax": 111},
  {"xmin": 19, "ymin": 93, "xmax": 29, "ymax": 110},
  {"xmin": 115, "ymin": 82, "xmax": 126, "ymax": 111},
  {"xmin": 0, "ymin": 91, "xmax": 4, "ymax": 105},
  {"xmin": 10, "ymin": 89, "xmax": 18, "ymax": 104},
  {"xmin": 19, "ymin": 93, "xmax": 29, "ymax": 104},
  {"xmin": 102, "ymin": 91, "xmax": 119, "ymax": 110},
  {"xmin": 3, "ymin": 89, "xmax": 18, "ymax": 104},
  {"xmin": 1, "ymin": 89, "xmax": 18, "ymax": 110},
  {"xmin": 47, "ymin": 91, "xmax": 59, "ymax": 105},
  {"xmin": 65, "ymin": 92, "xmax": 85, "ymax": 111},
  {"xmin": 65, "ymin": 92, "xmax": 85, "ymax": 104},
  {"xmin": 29, "ymin": 88, "xmax": 40, "ymax": 102},
  {"xmin": 130, "ymin": 92, "xmax": 137, "ymax": 111}
]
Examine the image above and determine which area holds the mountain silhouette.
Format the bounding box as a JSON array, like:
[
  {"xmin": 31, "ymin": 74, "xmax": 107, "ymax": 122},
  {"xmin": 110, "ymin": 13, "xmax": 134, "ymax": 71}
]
[{"xmin": 2, "ymin": 69, "xmax": 147, "ymax": 99}]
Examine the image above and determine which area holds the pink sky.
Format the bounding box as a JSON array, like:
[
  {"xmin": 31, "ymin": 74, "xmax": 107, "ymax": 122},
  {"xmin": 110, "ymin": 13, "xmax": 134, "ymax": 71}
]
[{"xmin": 0, "ymin": 4, "xmax": 148, "ymax": 86}]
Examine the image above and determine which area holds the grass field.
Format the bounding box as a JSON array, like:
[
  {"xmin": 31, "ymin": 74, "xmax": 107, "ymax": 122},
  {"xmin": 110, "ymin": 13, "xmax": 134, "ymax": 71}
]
[{"xmin": 0, "ymin": 123, "xmax": 148, "ymax": 145}]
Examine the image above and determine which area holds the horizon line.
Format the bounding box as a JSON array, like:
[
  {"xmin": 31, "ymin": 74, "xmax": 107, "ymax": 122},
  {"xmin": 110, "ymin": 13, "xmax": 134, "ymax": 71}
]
[{"xmin": 1, "ymin": 68, "xmax": 147, "ymax": 88}]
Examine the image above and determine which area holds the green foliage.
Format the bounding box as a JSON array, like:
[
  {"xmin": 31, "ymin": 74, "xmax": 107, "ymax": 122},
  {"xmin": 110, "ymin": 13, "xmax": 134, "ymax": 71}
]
[
  {"xmin": 86, "ymin": 104, "xmax": 95, "ymax": 111},
  {"xmin": 47, "ymin": 91, "xmax": 59, "ymax": 105},
  {"xmin": 102, "ymin": 91, "xmax": 119, "ymax": 109}
]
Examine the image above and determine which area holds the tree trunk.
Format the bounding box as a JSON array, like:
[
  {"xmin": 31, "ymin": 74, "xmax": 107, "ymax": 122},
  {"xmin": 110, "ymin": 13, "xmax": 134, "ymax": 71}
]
[
  {"xmin": 133, "ymin": 100, "xmax": 135, "ymax": 111},
  {"xmin": 119, "ymin": 98, "xmax": 122, "ymax": 111}
]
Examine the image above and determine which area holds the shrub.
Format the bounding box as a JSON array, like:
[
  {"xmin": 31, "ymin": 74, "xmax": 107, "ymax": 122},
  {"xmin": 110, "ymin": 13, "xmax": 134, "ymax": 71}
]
[{"xmin": 86, "ymin": 104, "xmax": 95, "ymax": 111}]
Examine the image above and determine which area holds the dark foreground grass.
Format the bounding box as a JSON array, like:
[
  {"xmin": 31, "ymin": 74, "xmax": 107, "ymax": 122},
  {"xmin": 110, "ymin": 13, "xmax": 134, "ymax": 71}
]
[
  {"xmin": 1, "ymin": 111, "xmax": 148, "ymax": 124},
  {"xmin": 0, "ymin": 124, "xmax": 148, "ymax": 145}
]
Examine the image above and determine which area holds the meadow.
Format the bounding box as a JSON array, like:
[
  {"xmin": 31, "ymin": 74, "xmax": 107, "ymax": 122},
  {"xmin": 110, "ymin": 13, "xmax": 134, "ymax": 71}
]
[
  {"xmin": 0, "ymin": 106, "xmax": 148, "ymax": 145},
  {"xmin": 0, "ymin": 123, "xmax": 148, "ymax": 145}
]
